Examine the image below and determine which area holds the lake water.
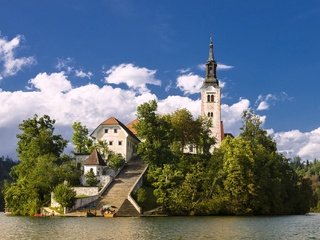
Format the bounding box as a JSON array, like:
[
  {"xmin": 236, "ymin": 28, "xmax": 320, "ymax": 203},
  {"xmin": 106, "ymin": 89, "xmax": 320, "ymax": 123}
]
[{"xmin": 0, "ymin": 212, "xmax": 319, "ymax": 240}]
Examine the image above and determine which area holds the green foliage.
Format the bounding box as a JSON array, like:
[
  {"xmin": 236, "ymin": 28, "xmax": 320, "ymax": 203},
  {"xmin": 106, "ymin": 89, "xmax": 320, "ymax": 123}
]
[
  {"xmin": 138, "ymin": 105, "xmax": 313, "ymax": 215},
  {"xmin": 72, "ymin": 122, "xmax": 92, "ymax": 154},
  {"xmin": 53, "ymin": 183, "xmax": 76, "ymax": 208},
  {"xmin": 93, "ymin": 140, "xmax": 110, "ymax": 159},
  {"xmin": 108, "ymin": 152, "xmax": 125, "ymax": 169},
  {"xmin": 136, "ymin": 100, "xmax": 214, "ymax": 166},
  {"xmin": 0, "ymin": 156, "xmax": 17, "ymax": 211},
  {"xmin": 136, "ymin": 188, "xmax": 147, "ymax": 205},
  {"xmin": 4, "ymin": 115, "xmax": 81, "ymax": 215},
  {"xmin": 85, "ymin": 169, "xmax": 98, "ymax": 187},
  {"xmin": 290, "ymin": 158, "xmax": 320, "ymax": 212}
]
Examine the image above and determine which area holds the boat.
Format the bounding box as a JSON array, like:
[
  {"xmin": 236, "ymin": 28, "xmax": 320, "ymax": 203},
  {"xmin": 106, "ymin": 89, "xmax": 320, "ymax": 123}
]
[
  {"xmin": 101, "ymin": 205, "xmax": 117, "ymax": 218},
  {"xmin": 104, "ymin": 212, "xmax": 115, "ymax": 218}
]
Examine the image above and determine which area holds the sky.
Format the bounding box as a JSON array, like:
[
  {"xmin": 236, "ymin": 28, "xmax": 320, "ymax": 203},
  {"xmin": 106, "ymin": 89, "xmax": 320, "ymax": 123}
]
[{"xmin": 0, "ymin": 0, "xmax": 320, "ymax": 160}]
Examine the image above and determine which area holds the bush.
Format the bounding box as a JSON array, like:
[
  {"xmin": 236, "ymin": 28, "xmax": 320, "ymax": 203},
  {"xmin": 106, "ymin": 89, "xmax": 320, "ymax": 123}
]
[
  {"xmin": 108, "ymin": 153, "xmax": 125, "ymax": 169},
  {"xmin": 53, "ymin": 183, "xmax": 76, "ymax": 208},
  {"xmin": 136, "ymin": 188, "xmax": 147, "ymax": 205},
  {"xmin": 85, "ymin": 169, "xmax": 99, "ymax": 187}
]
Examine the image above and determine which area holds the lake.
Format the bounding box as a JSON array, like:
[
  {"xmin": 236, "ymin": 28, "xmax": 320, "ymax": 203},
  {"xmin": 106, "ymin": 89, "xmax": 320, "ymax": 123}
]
[{"xmin": 0, "ymin": 212, "xmax": 319, "ymax": 239}]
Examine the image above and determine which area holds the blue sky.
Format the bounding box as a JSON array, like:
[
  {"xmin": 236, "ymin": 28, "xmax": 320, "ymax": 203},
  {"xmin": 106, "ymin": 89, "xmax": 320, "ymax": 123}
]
[{"xmin": 1, "ymin": 0, "xmax": 320, "ymax": 159}]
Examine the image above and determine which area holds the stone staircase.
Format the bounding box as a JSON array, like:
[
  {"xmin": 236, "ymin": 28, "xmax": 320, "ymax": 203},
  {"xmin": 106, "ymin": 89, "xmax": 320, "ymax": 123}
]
[{"xmin": 95, "ymin": 157, "xmax": 146, "ymax": 216}]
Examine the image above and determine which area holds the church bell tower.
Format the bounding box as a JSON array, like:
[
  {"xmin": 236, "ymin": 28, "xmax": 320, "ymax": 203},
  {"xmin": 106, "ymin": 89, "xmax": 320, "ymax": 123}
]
[{"xmin": 200, "ymin": 35, "xmax": 223, "ymax": 145}]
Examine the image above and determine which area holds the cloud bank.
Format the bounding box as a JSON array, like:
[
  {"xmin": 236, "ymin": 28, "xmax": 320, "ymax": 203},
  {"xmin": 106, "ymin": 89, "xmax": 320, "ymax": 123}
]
[{"xmin": 0, "ymin": 34, "xmax": 36, "ymax": 80}]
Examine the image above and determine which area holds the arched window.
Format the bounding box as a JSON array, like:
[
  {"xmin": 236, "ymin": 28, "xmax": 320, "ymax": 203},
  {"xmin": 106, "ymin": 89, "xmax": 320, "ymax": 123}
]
[
  {"xmin": 207, "ymin": 95, "xmax": 210, "ymax": 102},
  {"xmin": 211, "ymin": 112, "xmax": 213, "ymax": 117},
  {"xmin": 207, "ymin": 112, "xmax": 211, "ymax": 117},
  {"xmin": 210, "ymin": 95, "xmax": 214, "ymax": 102}
]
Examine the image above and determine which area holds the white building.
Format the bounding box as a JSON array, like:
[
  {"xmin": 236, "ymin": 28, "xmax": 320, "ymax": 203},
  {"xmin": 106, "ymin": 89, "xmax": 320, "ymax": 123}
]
[
  {"xmin": 83, "ymin": 149, "xmax": 106, "ymax": 176},
  {"xmin": 90, "ymin": 117, "xmax": 140, "ymax": 162}
]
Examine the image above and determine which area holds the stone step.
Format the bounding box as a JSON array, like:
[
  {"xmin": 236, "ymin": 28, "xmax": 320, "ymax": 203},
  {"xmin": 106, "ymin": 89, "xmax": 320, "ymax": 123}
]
[
  {"xmin": 116, "ymin": 199, "xmax": 140, "ymax": 217},
  {"xmin": 94, "ymin": 157, "xmax": 146, "ymax": 216}
]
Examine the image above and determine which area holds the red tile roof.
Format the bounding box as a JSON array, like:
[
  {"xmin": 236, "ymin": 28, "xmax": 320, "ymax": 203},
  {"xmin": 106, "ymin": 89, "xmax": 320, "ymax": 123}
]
[
  {"xmin": 101, "ymin": 117, "xmax": 120, "ymax": 126},
  {"xmin": 83, "ymin": 149, "xmax": 106, "ymax": 166},
  {"xmin": 126, "ymin": 119, "xmax": 139, "ymax": 135},
  {"xmin": 91, "ymin": 117, "xmax": 140, "ymax": 142}
]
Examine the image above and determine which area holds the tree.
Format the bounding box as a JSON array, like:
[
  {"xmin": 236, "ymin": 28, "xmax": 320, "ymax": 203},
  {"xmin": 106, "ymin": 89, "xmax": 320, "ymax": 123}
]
[
  {"xmin": 85, "ymin": 169, "xmax": 98, "ymax": 187},
  {"xmin": 136, "ymin": 101, "xmax": 215, "ymax": 166},
  {"xmin": 92, "ymin": 140, "xmax": 109, "ymax": 159},
  {"xmin": 108, "ymin": 152, "xmax": 125, "ymax": 169},
  {"xmin": 72, "ymin": 122, "xmax": 91, "ymax": 154},
  {"xmin": 217, "ymin": 110, "xmax": 313, "ymax": 215},
  {"xmin": 53, "ymin": 182, "xmax": 76, "ymax": 209},
  {"xmin": 4, "ymin": 115, "xmax": 80, "ymax": 215},
  {"xmin": 136, "ymin": 100, "xmax": 174, "ymax": 166},
  {"xmin": 0, "ymin": 156, "xmax": 17, "ymax": 211}
]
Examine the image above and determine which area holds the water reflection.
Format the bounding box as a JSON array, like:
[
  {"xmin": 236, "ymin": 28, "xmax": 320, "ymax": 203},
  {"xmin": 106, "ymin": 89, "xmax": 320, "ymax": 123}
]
[{"xmin": 0, "ymin": 213, "xmax": 319, "ymax": 240}]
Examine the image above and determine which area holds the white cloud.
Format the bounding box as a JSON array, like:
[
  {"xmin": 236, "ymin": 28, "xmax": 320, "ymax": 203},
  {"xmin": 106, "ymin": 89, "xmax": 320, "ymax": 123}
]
[
  {"xmin": 56, "ymin": 57, "xmax": 93, "ymax": 79},
  {"xmin": 0, "ymin": 72, "xmax": 158, "ymax": 157},
  {"xmin": 28, "ymin": 72, "xmax": 72, "ymax": 94},
  {"xmin": 177, "ymin": 68, "xmax": 191, "ymax": 74},
  {"xmin": 221, "ymin": 99, "xmax": 251, "ymax": 135},
  {"xmin": 0, "ymin": 69, "xmax": 251, "ymax": 158},
  {"xmin": 217, "ymin": 63, "xmax": 234, "ymax": 70},
  {"xmin": 0, "ymin": 34, "xmax": 36, "ymax": 80},
  {"xmin": 176, "ymin": 73, "xmax": 204, "ymax": 95},
  {"xmin": 274, "ymin": 128, "xmax": 320, "ymax": 160},
  {"xmin": 256, "ymin": 92, "xmax": 292, "ymax": 111},
  {"xmin": 197, "ymin": 62, "xmax": 234, "ymax": 71},
  {"xmin": 104, "ymin": 63, "xmax": 161, "ymax": 93},
  {"xmin": 1, "ymin": 67, "xmax": 318, "ymax": 161},
  {"xmin": 56, "ymin": 57, "xmax": 73, "ymax": 72},
  {"xmin": 75, "ymin": 69, "xmax": 93, "ymax": 79},
  {"xmin": 158, "ymin": 96, "xmax": 201, "ymax": 116},
  {"xmin": 257, "ymin": 101, "xmax": 269, "ymax": 111}
]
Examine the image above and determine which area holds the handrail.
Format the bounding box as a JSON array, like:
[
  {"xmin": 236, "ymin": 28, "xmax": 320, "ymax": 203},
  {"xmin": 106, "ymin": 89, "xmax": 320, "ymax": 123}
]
[{"xmin": 127, "ymin": 165, "xmax": 148, "ymax": 214}]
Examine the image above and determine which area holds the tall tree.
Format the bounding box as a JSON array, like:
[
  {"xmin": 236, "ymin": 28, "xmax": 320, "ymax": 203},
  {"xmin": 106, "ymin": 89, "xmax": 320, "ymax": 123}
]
[
  {"xmin": 4, "ymin": 115, "xmax": 80, "ymax": 215},
  {"xmin": 72, "ymin": 121, "xmax": 92, "ymax": 154}
]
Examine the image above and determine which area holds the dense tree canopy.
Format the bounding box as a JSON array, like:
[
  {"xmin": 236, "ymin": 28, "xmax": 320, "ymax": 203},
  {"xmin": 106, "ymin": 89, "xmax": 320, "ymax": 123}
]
[
  {"xmin": 4, "ymin": 115, "xmax": 80, "ymax": 215},
  {"xmin": 136, "ymin": 100, "xmax": 214, "ymax": 166},
  {"xmin": 136, "ymin": 102, "xmax": 313, "ymax": 215},
  {"xmin": 0, "ymin": 156, "xmax": 17, "ymax": 211}
]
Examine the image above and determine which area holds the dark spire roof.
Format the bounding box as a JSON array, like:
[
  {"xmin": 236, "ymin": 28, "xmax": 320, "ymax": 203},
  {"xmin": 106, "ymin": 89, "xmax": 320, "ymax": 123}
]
[
  {"xmin": 83, "ymin": 149, "xmax": 106, "ymax": 166},
  {"xmin": 208, "ymin": 33, "xmax": 214, "ymax": 61},
  {"xmin": 202, "ymin": 34, "xmax": 219, "ymax": 89}
]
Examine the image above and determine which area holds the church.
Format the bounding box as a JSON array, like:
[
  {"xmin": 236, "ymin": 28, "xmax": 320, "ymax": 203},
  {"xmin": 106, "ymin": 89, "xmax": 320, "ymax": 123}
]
[
  {"xmin": 200, "ymin": 36, "xmax": 224, "ymax": 146},
  {"xmin": 79, "ymin": 37, "xmax": 225, "ymax": 174}
]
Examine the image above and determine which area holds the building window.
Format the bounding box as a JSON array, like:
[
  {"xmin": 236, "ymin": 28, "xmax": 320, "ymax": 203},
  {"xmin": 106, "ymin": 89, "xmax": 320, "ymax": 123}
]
[
  {"xmin": 104, "ymin": 129, "xmax": 108, "ymax": 133},
  {"xmin": 114, "ymin": 128, "xmax": 118, "ymax": 133},
  {"xmin": 189, "ymin": 145, "xmax": 193, "ymax": 153},
  {"xmin": 207, "ymin": 94, "xmax": 214, "ymax": 102},
  {"xmin": 109, "ymin": 141, "xmax": 113, "ymax": 146},
  {"xmin": 118, "ymin": 141, "xmax": 122, "ymax": 146},
  {"xmin": 207, "ymin": 112, "xmax": 213, "ymax": 117}
]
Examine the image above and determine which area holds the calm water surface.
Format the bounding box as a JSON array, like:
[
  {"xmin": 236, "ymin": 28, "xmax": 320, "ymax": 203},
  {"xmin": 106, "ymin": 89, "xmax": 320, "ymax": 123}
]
[{"xmin": 0, "ymin": 212, "xmax": 319, "ymax": 240}]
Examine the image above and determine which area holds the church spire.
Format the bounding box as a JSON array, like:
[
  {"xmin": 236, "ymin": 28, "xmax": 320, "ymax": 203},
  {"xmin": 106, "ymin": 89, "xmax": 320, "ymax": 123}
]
[
  {"xmin": 208, "ymin": 33, "xmax": 214, "ymax": 61},
  {"xmin": 201, "ymin": 34, "xmax": 219, "ymax": 88}
]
